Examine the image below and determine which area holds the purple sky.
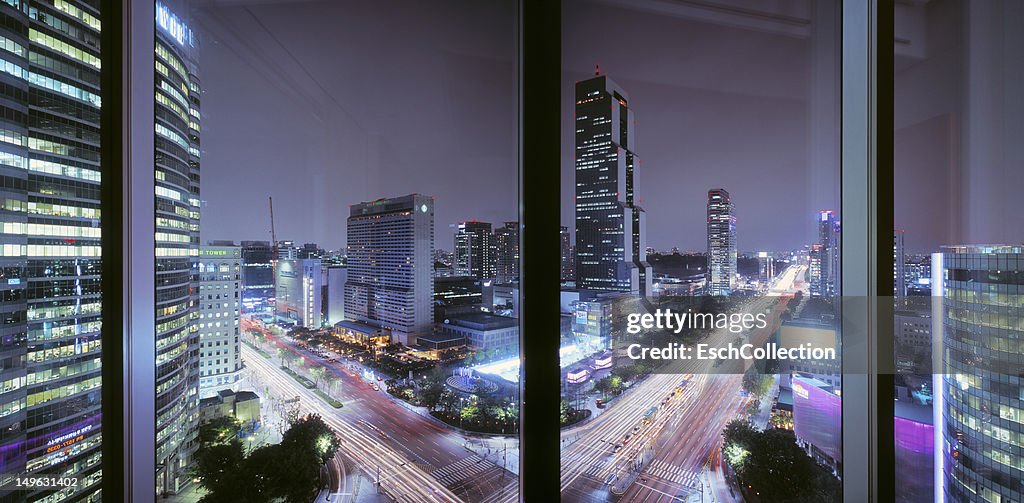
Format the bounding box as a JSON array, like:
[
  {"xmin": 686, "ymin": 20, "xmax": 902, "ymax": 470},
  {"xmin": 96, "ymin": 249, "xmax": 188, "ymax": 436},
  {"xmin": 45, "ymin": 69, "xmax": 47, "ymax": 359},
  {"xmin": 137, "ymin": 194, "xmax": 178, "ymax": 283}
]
[{"xmin": 197, "ymin": 0, "xmax": 945, "ymax": 254}]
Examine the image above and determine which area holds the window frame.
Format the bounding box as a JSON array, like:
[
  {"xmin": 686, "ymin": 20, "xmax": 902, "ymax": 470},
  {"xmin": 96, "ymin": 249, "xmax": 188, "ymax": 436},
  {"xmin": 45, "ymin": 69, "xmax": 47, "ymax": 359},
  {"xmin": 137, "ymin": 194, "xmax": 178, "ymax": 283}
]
[{"xmin": 100, "ymin": 0, "xmax": 901, "ymax": 501}]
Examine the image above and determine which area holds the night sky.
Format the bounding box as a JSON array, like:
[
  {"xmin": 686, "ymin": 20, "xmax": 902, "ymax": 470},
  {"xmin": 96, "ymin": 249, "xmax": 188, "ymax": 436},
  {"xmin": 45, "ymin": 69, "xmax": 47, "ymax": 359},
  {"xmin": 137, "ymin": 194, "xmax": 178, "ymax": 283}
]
[{"xmin": 196, "ymin": 0, "xmax": 839, "ymax": 253}]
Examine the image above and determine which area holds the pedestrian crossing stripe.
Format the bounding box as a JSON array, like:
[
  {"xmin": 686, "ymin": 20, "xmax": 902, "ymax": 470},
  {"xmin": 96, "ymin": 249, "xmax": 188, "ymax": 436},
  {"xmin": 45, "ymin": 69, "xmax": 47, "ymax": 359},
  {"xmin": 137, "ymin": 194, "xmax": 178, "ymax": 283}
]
[
  {"xmin": 430, "ymin": 455, "xmax": 497, "ymax": 486},
  {"xmin": 645, "ymin": 459, "xmax": 699, "ymax": 488}
]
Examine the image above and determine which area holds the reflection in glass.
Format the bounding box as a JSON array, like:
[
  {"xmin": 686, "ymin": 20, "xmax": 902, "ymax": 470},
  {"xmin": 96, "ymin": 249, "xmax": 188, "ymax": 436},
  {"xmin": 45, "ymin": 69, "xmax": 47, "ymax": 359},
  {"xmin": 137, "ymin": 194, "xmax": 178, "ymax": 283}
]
[
  {"xmin": 152, "ymin": 1, "xmax": 519, "ymax": 501},
  {"xmin": 895, "ymin": 1, "xmax": 1024, "ymax": 501}
]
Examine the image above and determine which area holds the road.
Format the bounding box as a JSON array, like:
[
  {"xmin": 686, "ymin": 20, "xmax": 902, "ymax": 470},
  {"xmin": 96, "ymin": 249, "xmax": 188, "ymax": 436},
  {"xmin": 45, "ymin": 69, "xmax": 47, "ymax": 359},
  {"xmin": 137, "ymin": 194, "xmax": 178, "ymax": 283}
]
[
  {"xmin": 243, "ymin": 322, "xmax": 516, "ymax": 502},
  {"xmin": 559, "ymin": 266, "xmax": 803, "ymax": 502}
]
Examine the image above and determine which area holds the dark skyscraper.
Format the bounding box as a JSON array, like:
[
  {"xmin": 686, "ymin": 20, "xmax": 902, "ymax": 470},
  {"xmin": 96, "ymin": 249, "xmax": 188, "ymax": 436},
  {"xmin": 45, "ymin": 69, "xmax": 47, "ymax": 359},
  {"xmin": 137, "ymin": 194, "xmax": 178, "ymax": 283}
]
[
  {"xmin": 573, "ymin": 73, "xmax": 651, "ymax": 296},
  {"xmin": 240, "ymin": 240, "xmax": 274, "ymax": 311},
  {"xmin": 0, "ymin": 1, "xmax": 104, "ymax": 500},
  {"xmin": 560, "ymin": 226, "xmax": 573, "ymax": 281},
  {"xmin": 706, "ymin": 188, "xmax": 736, "ymax": 296},
  {"xmin": 454, "ymin": 221, "xmax": 494, "ymax": 280},
  {"xmin": 493, "ymin": 221, "xmax": 519, "ymax": 284},
  {"xmin": 813, "ymin": 210, "xmax": 839, "ymax": 297},
  {"xmin": 154, "ymin": 2, "xmax": 201, "ymax": 495}
]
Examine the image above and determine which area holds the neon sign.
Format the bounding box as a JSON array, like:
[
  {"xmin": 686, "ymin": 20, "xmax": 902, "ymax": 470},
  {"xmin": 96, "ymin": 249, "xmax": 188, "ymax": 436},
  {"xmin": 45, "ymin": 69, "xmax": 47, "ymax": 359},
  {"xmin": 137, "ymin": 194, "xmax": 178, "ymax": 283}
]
[
  {"xmin": 792, "ymin": 382, "xmax": 809, "ymax": 400},
  {"xmin": 156, "ymin": 2, "xmax": 194, "ymax": 47}
]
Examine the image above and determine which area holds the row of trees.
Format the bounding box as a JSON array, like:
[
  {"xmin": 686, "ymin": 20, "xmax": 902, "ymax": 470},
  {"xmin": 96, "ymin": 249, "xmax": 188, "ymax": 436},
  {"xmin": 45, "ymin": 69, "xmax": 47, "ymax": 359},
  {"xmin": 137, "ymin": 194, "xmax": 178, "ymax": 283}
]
[
  {"xmin": 192, "ymin": 414, "xmax": 341, "ymax": 503},
  {"xmin": 277, "ymin": 348, "xmax": 343, "ymax": 395},
  {"xmin": 722, "ymin": 419, "xmax": 840, "ymax": 502}
]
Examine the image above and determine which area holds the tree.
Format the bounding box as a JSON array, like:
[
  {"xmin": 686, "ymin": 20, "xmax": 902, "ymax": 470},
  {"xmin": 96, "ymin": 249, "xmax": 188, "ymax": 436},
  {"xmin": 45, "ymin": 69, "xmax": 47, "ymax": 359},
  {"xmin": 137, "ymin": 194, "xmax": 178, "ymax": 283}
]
[
  {"xmin": 277, "ymin": 348, "xmax": 292, "ymax": 367},
  {"xmin": 193, "ymin": 414, "xmax": 341, "ymax": 503},
  {"xmin": 742, "ymin": 369, "xmax": 773, "ymax": 398},
  {"xmin": 722, "ymin": 419, "xmax": 840, "ymax": 502},
  {"xmin": 310, "ymin": 366, "xmax": 326, "ymax": 389},
  {"xmin": 417, "ymin": 378, "xmax": 444, "ymax": 410},
  {"xmin": 191, "ymin": 441, "xmax": 245, "ymax": 502},
  {"xmin": 199, "ymin": 415, "xmax": 241, "ymax": 446},
  {"xmin": 322, "ymin": 371, "xmax": 339, "ymax": 396}
]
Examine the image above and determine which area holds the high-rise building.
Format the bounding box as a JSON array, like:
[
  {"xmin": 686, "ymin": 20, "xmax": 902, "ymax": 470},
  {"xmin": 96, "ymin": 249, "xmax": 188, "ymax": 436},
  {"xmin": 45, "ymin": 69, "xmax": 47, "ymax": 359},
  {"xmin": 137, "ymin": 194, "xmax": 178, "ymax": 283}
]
[
  {"xmin": 809, "ymin": 243, "xmax": 823, "ymax": 295},
  {"xmin": 0, "ymin": 1, "xmax": 105, "ymax": 499},
  {"xmin": 894, "ymin": 229, "xmax": 906, "ymax": 297},
  {"xmin": 813, "ymin": 210, "xmax": 840, "ymax": 297},
  {"xmin": 240, "ymin": 240, "xmax": 274, "ymax": 312},
  {"xmin": 935, "ymin": 245, "xmax": 1024, "ymax": 502},
  {"xmin": 573, "ymin": 73, "xmax": 651, "ymax": 296},
  {"xmin": 345, "ymin": 194, "xmax": 434, "ymax": 346},
  {"xmin": 322, "ymin": 263, "xmax": 346, "ymax": 326},
  {"xmin": 493, "ymin": 221, "xmax": 519, "ymax": 284},
  {"xmin": 455, "ymin": 222, "xmax": 492, "ymax": 280},
  {"xmin": 154, "ymin": 2, "xmax": 202, "ymax": 495},
  {"xmin": 560, "ymin": 226, "xmax": 573, "ymax": 282},
  {"xmin": 298, "ymin": 242, "xmax": 324, "ymax": 259},
  {"xmin": 758, "ymin": 251, "xmax": 775, "ymax": 285},
  {"xmin": 197, "ymin": 245, "xmax": 242, "ymax": 398},
  {"xmin": 706, "ymin": 188, "xmax": 736, "ymax": 296},
  {"xmin": 275, "ymin": 258, "xmax": 322, "ymax": 329},
  {"xmin": 454, "ymin": 221, "xmax": 494, "ymax": 280}
]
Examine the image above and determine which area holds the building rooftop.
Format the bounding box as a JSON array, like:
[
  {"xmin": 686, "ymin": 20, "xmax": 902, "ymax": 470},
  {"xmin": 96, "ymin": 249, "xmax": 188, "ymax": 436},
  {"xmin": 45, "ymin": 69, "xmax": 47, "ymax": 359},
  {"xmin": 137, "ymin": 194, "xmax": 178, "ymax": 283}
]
[
  {"xmin": 895, "ymin": 401, "xmax": 932, "ymax": 424},
  {"xmin": 445, "ymin": 312, "xmax": 518, "ymax": 330},
  {"xmin": 942, "ymin": 244, "xmax": 1024, "ymax": 254}
]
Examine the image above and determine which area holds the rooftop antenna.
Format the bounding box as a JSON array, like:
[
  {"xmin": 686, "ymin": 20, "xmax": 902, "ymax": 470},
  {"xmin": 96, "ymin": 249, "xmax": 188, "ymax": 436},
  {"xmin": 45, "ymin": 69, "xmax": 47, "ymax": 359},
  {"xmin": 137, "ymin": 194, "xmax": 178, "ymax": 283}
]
[{"xmin": 595, "ymin": 63, "xmax": 600, "ymax": 76}]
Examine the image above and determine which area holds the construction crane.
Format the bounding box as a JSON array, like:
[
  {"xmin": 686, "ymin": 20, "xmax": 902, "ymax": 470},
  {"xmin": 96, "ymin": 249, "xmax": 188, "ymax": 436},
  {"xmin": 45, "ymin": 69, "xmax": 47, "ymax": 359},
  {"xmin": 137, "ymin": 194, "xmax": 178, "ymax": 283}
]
[{"xmin": 269, "ymin": 196, "xmax": 277, "ymax": 317}]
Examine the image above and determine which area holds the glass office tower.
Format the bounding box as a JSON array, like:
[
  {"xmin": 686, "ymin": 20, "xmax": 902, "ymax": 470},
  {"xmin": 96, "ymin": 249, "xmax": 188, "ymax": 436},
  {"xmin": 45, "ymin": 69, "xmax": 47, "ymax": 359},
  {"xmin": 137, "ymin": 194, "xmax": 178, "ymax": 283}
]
[
  {"xmin": 937, "ymin": 246, "xmax": 1024, "ymax": 502},
  {"xmin": 453, "ymin": 220, "xmax": 494, "ymax": 280},
  {"xmin": 706, "ymin": 188, "xmax": 736, "ymax": 296},
  {"xmin": 0, "ymin": 1, "xmax": 103, "ymax": 501},
  {"xmin": 153, "ymin": 0, "xmax": 200, "ymax": 495}
]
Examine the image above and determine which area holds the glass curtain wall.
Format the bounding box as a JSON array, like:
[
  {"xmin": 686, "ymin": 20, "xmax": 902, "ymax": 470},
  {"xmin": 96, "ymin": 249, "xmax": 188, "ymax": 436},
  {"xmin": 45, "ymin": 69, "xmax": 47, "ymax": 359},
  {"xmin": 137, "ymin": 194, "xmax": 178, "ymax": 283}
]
[
  {"xmin": 893, "ymin": 1, "xmax": 1024, "ymax": 502},
  {"xmin": 151, "ymin": 1, "xmax": 520, "ymax": 502},
  {"xmin": 559, "ymin": 1, "xmax": 843, "ymax": 501},
  {"xmin": 0, "ymin": 1, "xmax": 103, "ymax": 502}
]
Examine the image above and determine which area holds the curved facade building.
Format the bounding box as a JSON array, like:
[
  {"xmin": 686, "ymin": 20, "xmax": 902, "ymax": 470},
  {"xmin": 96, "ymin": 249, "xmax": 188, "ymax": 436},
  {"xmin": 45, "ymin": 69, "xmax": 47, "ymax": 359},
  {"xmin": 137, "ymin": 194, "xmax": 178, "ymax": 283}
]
[
  {"xmin": 154, "ymin": 1, "xmax": 200, "ymax": 495},
  {"xmin": 0, "ymin": 1, "xmax": 103, "ymax": 501},
  {"xmin": 939, "ymin": 246, "xmax": 1024, "ymax": 502}
]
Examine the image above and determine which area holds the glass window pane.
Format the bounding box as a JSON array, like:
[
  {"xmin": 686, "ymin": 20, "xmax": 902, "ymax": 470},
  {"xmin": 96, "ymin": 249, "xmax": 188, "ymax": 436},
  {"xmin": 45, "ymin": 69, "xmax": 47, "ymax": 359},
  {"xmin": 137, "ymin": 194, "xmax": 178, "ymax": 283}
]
[
  {"xmin": 153, "ymin": 1, "xmax": 520, "ymax": 501},
  {"xmin": 0, "ymin": 0, "xmax": 104, "ymax": 500},
  {"xmin": 560, "ymin": 1, "xmax": 842, "ymax": 501},
  {"xmin": 894, "ymin": 1, "xmax": 1024, "ymax": 501}
]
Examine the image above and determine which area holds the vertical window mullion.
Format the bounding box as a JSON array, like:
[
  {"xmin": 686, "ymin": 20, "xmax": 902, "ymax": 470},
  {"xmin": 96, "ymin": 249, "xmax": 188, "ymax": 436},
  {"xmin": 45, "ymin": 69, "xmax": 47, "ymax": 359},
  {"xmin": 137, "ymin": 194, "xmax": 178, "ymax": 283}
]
[{"xmin": 519, "ymin": 0, "xmax": 561, "ymax": 500}]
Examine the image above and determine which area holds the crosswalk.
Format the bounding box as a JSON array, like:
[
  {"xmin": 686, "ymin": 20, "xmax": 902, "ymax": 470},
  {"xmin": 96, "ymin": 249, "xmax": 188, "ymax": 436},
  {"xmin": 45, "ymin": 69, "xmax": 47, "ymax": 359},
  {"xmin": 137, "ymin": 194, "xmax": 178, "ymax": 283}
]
[
  {"xmin": 644, "ymin": 459, "xmax": 700, "ymax": 489},
  {"xmin": 582, "ymin": 458, "xmax": 610, "ymax": 478},
  {"xmin": 430, "ymin": 455, "xmax": 495, "ymax": 487}
]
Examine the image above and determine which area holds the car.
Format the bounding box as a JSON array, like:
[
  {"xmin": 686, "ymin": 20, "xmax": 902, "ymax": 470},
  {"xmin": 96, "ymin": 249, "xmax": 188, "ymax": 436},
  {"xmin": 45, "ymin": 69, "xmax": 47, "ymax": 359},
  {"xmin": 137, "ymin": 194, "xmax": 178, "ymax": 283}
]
[
  {"xmin": 623, "ymin": 434, "xmax": 632, "ymax": 444},
  {"xmin": 595, "ymin": 399, "xmax": 606, "ymax": 408},
  {"xmin": 372, "ymin": 384, "xmax": 380, "ymax": 391},
  {"xmin": 633, "ymin": 425, "xmax": 641, "ymax": 432},
  {"xmin": 612, "ymin": 444, "xmax": 622, "ymax": 453}
]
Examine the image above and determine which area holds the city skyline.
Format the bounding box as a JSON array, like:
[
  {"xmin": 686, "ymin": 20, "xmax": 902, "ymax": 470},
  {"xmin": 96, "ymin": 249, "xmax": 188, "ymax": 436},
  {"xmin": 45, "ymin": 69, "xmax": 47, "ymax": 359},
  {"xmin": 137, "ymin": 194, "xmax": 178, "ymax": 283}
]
[{"xmin": 192, "ymin": 0, "xmax": 847, "ymax": 255}]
